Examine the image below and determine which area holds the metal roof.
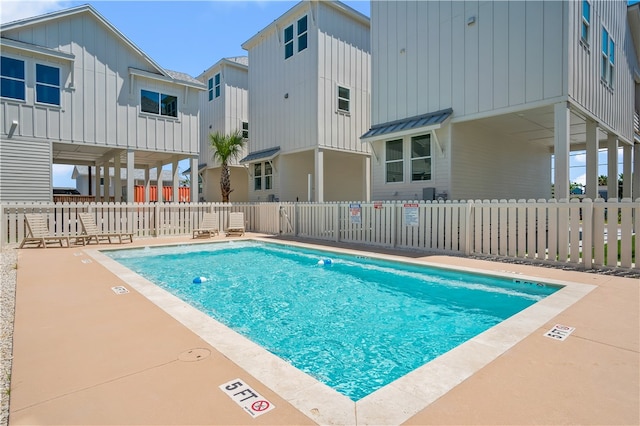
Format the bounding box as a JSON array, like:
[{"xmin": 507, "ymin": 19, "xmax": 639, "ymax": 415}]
[
  {"xmin": 239, "ymin": 147, "xmax": 281, "ymax": 163},
  {"xmin": 361, "ymin": 108, "xmax": 453, "ymax": 140}
]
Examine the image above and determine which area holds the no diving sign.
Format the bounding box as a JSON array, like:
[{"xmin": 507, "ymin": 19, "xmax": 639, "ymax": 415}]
[{"xmin": 219, "ymin": 378, "xmax": 275, "ymax": 418}]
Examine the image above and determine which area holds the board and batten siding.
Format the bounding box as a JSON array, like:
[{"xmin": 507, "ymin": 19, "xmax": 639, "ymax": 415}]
[
  {"xmin": 198, "ymin": 62, "xmax": 249, "ymax": 167},
  {"xmin": 246, "ymin": 1, "xmax": 371, "ymax": 156},
  {"xmin": 0, "ymin": 139, "xmax": 51, "ymax": 202},
  {"xmin": 316, "ymin": 3, "xmax": 371, "ymax": 155},
  {"xmin": 568, "ymin": 0, "xmax": 637, "ymax": 143},
  {"xmin": 1, "ymin": 12, "xmax": 199, "ymax": 155},
  {"xmin": 370, "ymin": 0, "xmax": 567, "ymax": 126}
]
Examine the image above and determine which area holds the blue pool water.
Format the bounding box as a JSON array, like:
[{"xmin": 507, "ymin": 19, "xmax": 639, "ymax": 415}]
[{"xmin": 106, "ymin": 241, "xmax": 559, "ymax": 401}]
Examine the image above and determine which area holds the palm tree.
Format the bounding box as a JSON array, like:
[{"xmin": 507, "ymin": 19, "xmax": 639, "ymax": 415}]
[{"xmin": 209, "ymin": 130, "xmax": 245, "ymax": 202}]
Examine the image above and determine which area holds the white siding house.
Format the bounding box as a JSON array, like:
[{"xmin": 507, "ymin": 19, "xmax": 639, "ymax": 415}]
[
  {"xmin": 241, "ymin": 0, "xmax": 371, "ymax": 202},
  {"xmin": 196, "ymin": 57, "xmax": 249, "ymax": 202},
  {"xmin": 0, "ymin": 5, "xmax": 204, "ymax": 202},
  {"xmin": 364, "ymin": 0, "xmax": 640, "ymax": 201}
]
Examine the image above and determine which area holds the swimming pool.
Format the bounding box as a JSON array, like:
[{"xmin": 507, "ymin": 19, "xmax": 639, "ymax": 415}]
[{"xmin": 105, "ymin": 240, "xmax": 559, "ymax": 401}]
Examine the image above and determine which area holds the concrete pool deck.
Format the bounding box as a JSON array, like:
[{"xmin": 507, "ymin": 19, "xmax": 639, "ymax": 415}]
[{"xmin": 8, "ymin": 234, "xmax": 639, "ymax": 425}]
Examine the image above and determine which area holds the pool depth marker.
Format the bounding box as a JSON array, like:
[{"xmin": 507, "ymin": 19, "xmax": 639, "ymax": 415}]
[{"xmin": 219, "ymin": 378, "xmax": 275, "ymax": 418}]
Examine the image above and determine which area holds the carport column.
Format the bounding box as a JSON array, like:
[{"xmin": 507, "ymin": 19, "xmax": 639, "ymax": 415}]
[
  {"xmin": 172, "ymin": 158, "xmax": 179, "ymax": 203},
  {"xmin": 622, "ymin": 144, "xmax": 632, "ymax": 199},
  {"xmin": 104, "ymin": 159, "xmax": 111, "ymax": 202},
  {"xmin": 585, "ymin": 119, "xmax": 599, "ymax": 199},
  {"xmin": 607, "ymin": 134, "xmax": 618, "ymax": 200},
  {"xmin": 156, "ymin": 162, "xmax": 164, "ymax": 203},
  {"xmin": 314, "ymin": 148, "xmax": 324, "ymax": 202},
  {"xmin": 126, "ymin": 150, "xmax": 135, "ymax": 203},
  {"xmin": 114, "ymin": 156, "xmax": 122, "ymax": 202},
  {"xmin": 191, "ymin": 157, "xmax": 198, "ymax": 202},
  {"xmin": 634, "ymin": 143, "xmax": 640, "ymax": 200},
  {"xmin": 363, "ymin": 155, "xmax": 371, "ymax": 202},
  {"xmin": 144, "ymin": 166, "xmax": 150, "ymax": 203},
  {"xmin": 553, "ymin": 102, "xmax": 571, "ymax": 200},
  {"xmin": 95, "ymin": 165, "xmax": 102, "ymax": 202}
]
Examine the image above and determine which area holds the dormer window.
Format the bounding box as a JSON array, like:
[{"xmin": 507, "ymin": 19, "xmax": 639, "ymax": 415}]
[{"xmin": 297, "ymin": 16, "xmax": 308, "ymax": 52}]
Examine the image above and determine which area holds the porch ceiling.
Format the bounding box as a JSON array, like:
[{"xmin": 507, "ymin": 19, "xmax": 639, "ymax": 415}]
[
  {"xmin": 52, "ymin": 142, "xmax": 192, "ymax": 168},
  {"xmin": 470, "ymin": 105, "xmax": 599, "ymax": 151}
]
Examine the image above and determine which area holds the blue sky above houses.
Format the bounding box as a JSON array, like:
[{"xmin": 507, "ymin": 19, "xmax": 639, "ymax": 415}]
[{"xmin": 0, "ymin": 0, "xmax": 630, "ymax": 189}]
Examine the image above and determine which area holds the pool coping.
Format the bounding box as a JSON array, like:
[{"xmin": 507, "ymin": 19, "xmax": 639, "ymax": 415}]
[{"xmin": 87, "ymin": 237, "xmax": 597, "ymax": 425}]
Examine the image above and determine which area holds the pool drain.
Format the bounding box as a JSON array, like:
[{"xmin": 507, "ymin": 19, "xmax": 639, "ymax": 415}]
[{"xmin": 178, "ymin": 348, "xmax": 211, "ymax": 362}]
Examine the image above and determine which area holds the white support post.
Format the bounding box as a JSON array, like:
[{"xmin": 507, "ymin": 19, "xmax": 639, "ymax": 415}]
[
  {"xmin": 585, "ymin": 120, "xmax": 599, "ymax": 199},
  {"xmin": 114, "ymin": 155, "xmax": 122, "ymax": 202},
  {"xmin": 191, "ymin": 157, "xmax": 198, "ymax": 202},
  {"xmin": 95, "ymin": 165, "xmax": 102, "ymax": 202},
  {"xmin": 633, "ymin": 143, "xmax": 640, "ymax": 200},
  {"xmin": 553, "ymin": 102, "xmax": 570, "ymax": 200},
  {"xmin": 126, "ymin": 150, "xmax": 135, "ymax": 203},
  {"xmin": 622, "ymin": 144, "xmax": 632, "ymax": 199},
  {"xmin": 156, "ymin": 162, "xmax": 164, "ymax": 203},
  {"xmin": 364, "ymin": 155, "xmax": 371, "ymax": 202},
  {"xmin": 315, "ymin": 148, "xmax": 324, "ymax": 202},
  {"xmin": 607, "ymin": 134, "xmax": 618, "ymax": 200},
  {"xmin": 172, "ymin": 158, "xmax": 179, "ymax": 203},
  {"xmin": 144, "ymin": 166, "xmax": 150, "ymax": 203}
]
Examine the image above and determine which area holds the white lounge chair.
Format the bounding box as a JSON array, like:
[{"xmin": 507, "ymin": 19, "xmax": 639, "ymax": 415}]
[
  {"xmin": 19, "ymin": 214, "xmax": 70, "ymax": 248},
  {"xmin": 225, "ymin": 212, "xmax": 246, "ymax": 237},
  {"xmin": 193, "ymin": 212, "xmax": 219, "ymax": 238},
  {"xmin": 78, "ymin": 212, "xmax": 133, "ymax": 244}
]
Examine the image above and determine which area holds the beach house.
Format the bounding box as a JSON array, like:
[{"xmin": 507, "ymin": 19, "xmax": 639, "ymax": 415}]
[
  {"xmin": 241, "ymin": 0, "xmax": 372, "ymax": 202},
  {"xmin": 0, "ymin": 5, "xmax": 204, "ymax": 202},
  {"xmin": 363, "ymin": 0, "xmax": 640, "ymax": 201}
]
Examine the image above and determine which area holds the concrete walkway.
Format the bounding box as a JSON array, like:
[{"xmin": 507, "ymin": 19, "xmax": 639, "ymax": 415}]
[{"xmin": 8, "ymin": 235, "xmax": 639, "ymax": 425}]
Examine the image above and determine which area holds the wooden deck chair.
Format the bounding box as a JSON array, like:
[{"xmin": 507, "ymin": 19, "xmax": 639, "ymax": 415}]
[
  {"xmin": 78, "ymin": 212, "xmax": 133, "ymax": 244},
  {"xmin": 19, "ymin": 214, "xmax": 69, "ymax": 248},
  {"xmin": 225, "ymin": 212, "xmax": 246, "ymax": 237},
  {"xmin": 192, "ymin": 212, "xmax": 219, "ymax": 238}
]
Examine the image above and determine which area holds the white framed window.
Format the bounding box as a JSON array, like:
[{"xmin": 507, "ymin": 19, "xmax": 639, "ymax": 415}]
[
  {"xmin": 297, "ymin": 16, "xmax": 308, "ymax": 52},
  {"xmin": 601, "ymin": 27, "xmax": 614, "ymax": 88},
  {"xmin": 208, "ymin": 77, "xmax": 213, "ymax": 101},
  {"xmin": 581, "ymin": 0, "xmax": 590, "ymax": 45},
  {"xmin": 254, "ymin": 163, "xmax": 262, "ymax": 190},
  {"xmin": 242, "ymin": 122, "xmax": 249, "ymax": 139},
  {"xmin": 284, "ymin": 24, "xmax": 294, "ymax": 59},
  {"xmin": 1, "ymin": 56, "xmax": 25, "ymax": 101},
  {"xmin": 141, "ymin": 89, "xmax": 178, "ymax": 117},
  {"xmin": 338, "ymin": 86, "xmax": 350, "ymax": 113},
  {"xmin": 214, "ymin": 73, "xmax": 221, "ymax": 98},
  {"xmin": 264, "ymin": 162, "xmax": 273, "ymax": 190},
  {"xmin": 385, "ymin": 139, "xmax": 404, "ymax": 183},
  {"xmin": 410, "ymin": 134, "xmax": 432, "ymax": 181},
  {"xmin": 253, "ymin": 161, "xmax": 273, "ymax": 190},
  {"xmin": 36, "ymin": 63, "xmax": 60, "ymax": 106}
]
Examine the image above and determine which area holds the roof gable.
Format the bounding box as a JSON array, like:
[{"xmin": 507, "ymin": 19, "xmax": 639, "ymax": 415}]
[{"xmin": 1, "ymin": 4, "xmax": 201, "ymax": 87}]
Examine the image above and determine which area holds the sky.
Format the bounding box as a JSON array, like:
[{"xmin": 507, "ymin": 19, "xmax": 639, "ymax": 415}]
[{"xmin": 0, "ymin": 0, "xmax": 631, "ymax": 189}]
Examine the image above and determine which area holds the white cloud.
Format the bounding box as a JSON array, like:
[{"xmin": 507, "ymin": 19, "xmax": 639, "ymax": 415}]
[
  {"xmin": 0, "ymin": 1, "xmax": 71, "ymax": 24},
  {"xmin": 572, "ymin": 173, "xmax": 586, "ymax": 186},
  {"xmin": 572, "ymin": 152, "xmax": 586, "ymax": 164}
]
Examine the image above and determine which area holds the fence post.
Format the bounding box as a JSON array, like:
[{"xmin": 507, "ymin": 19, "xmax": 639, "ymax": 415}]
[
  {"xmin": 581, "ymin": 198, "xmax": 593, "ymax": 269},
  {"xmin": 334, "ymin": 204, "xmax": 340, "ymax": 243},
  {"xmin": 155, "ymin": 203, "xmax": 161, "ymax": 237},
  {"xmin": 390, "ymin": 203, "xmax": 396, "ymax": 248},
  {"xmin": 464, "ymin": 200, "xmax": 473, "ymax": 256}
]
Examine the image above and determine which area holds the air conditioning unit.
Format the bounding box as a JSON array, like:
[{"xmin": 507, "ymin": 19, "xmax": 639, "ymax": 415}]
[
  {"xmin": 267, "ymin": 194, "xmax": 276, "ymax": 202},
  {"xmin": 422, "ymin": 187, "xmax": 435, "ymax": 201}
]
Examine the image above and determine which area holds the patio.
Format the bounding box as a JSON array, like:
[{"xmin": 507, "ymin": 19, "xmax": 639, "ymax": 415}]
[{"xmin": 5, "ymin": 234, "xmax": 639, "ymax": 425}]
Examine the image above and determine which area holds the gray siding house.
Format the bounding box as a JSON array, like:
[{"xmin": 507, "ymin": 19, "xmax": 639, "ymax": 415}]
[
  {"xmin": 0, "ymin": 5, "xmax": 204, "ymax": 202},
  {"xmin": 363, "ymin": 0, "xmax": 640, "ymax": 201},
  {"xmin": 241, "ymin": 0, "xmax": 372, "ymax": 202},
  {"xmin": 197, "ymin": 57, "xmax": 249, "ymax": 202}
]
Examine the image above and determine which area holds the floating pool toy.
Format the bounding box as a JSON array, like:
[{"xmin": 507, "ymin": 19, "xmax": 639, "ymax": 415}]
[
  {"xmin": 317, "ymin": 259, "xmax": 333, "ymax": 265},
  {"xmin": 192, "ymin": 277, "xmax": 207, "ymax": 284}
]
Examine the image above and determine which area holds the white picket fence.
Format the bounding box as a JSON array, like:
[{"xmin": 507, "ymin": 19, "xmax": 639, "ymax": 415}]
[{"xmin": 1, "ymin": 198, "xmax": 638, "ymax": 271}]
